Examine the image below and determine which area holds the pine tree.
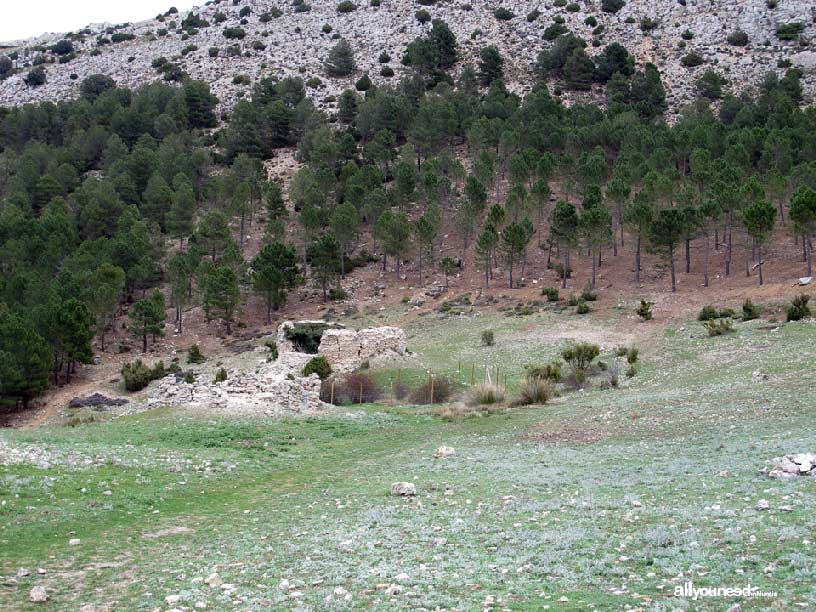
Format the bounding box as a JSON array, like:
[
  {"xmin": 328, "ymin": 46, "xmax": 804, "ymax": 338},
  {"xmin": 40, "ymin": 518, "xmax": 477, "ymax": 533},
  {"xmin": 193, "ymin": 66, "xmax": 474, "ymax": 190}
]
[
  {"xmin": 307, "ymin": 233, "xmax": 343, "ymax": 300},
  {"xmin": 475, "ymin": 223, "xmax": 499, "ymax": 287},
  {"xmin": 129, "ymin": 291, "xmax": 166, "ymax": 352},
  {"xmin": 550, "ymin": 201, "xmax": 579, "ymax": 288},
  {"xmin": 742, "ymin": 201, "xmax": 776, "ymax": 285},
  {"xmin": 325, "ymin": 39, "xmax": 356, "ymax": 77},
  {"xmin": 251, "ymin": 242, "xmax": 301, "ymax": 322},
  {"xmin": 203, "ymin": 266, "xmax": 241, "ymax": 334},
  {"xmin": 0, "ymin": 308, "xmax": 52, "ymax": 409},
  {"xmin": 648, "ymin": 208, "xmax": 685, "ymax": 292},
  {"xmin": 84, "ymin": 263, "xmax": 126, "ymax": 351},
  {"xmin": 501, "ymin": 221, "xmax": 531, "ymax": 288},
  {"xmin": 167, "ymin": 174, "xmax": 197, "ymax": 248},
  {"xmin": 478, "ymin": 46, "xmax": 504, "ymax": 87}
]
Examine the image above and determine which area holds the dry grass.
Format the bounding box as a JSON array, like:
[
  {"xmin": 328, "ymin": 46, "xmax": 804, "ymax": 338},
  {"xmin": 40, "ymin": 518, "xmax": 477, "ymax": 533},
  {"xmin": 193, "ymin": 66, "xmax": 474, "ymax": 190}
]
[
  {"xmin": 465, "ymin": 383, "xmax": 505, "ymax": 406},
  {"xmin": 514, "ymin": 378, "xmax": 555, "ymax": 406}
]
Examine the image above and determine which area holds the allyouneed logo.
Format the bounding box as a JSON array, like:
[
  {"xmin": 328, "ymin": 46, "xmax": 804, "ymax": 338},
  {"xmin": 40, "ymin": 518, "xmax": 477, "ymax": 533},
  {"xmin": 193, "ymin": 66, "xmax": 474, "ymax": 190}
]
[{"xmin": 673, "ymin": 581, "xmax": 778, "ymax": 599}]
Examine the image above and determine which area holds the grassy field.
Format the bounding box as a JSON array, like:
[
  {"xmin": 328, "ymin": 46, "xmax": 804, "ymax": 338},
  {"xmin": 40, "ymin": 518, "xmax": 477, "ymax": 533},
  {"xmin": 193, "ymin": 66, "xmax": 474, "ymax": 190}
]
[{"xmin": 1, "ymin": 309, "xmax": 815, "ymax": 611}]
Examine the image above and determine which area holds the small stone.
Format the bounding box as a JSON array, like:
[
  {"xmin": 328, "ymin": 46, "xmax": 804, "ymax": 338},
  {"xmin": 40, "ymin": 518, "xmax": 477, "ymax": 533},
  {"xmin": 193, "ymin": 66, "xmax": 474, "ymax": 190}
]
[
  {"xmin": 727, "ymin": 605, "xmax": 742, "ymax": 612},
  {"xmin": 29, "ymin": 586, "xmax": 48, "ymax": 603},
  {"xmin": 391, "ymin": 482, "xmax": 417, "ymax": 496},
  {"xmin": 165, "ymin": 594, "xmax": 181, "ymax": 605},
  {"xmin": 17, "ymin": 568, "xmax": 30, "ymax": 578},
  {"xmin": 386, "ymin": 584, "xmax": 403, "ymax": 596},
  {"xmin": 69, "ymin": 538, "xmax": 81, "ymax": 546},
  {"xmin": 204, "ymin": 573, "xmax": 223, "ymax": 588},
  {"xmin": 756, "ymin": 499, "xmax": 770, "ymax": 510},
  {"xmin": 395, "ymin": 572, "xmax": 410, "ymax": 583},
  {"xmin": 434, "ymin": 446, "xmax": 455, "ymax": 458}
]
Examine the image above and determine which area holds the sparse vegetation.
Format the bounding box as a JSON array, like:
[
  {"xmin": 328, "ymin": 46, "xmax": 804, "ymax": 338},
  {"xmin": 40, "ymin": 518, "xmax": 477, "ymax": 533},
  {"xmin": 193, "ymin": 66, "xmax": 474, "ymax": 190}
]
[
  {"xmin": 303, "ymin": 355, "xmax": 332, "ymax": 380},
  {"xmin": 786, "ymin": 294, "xmax": 811, "ymax": 321}
]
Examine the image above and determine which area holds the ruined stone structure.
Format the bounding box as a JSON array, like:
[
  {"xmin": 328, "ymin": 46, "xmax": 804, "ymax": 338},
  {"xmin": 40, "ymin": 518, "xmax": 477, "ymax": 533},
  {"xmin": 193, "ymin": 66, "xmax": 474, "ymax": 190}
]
[{"xmin": 147, "ymin": 322, "xmax": 406, "ymax": 416}]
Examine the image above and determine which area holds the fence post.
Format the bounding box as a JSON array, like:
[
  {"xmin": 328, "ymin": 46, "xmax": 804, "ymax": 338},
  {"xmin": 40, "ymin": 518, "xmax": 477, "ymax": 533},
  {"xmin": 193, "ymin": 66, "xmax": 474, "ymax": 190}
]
[
  {"xmin": 359, "ymin": 379, "xmax": 363, "ymax": 404},
  {"xmin": 429, "ymin": 372, "xmax": 434, "ymax": 404},
  {"xmin": 330, "ymin": 379, "xmax": 335, "ymax": 404},
  {"xmin": 470, "ymin": 363, "xmax": 475, "ymax": 386}
]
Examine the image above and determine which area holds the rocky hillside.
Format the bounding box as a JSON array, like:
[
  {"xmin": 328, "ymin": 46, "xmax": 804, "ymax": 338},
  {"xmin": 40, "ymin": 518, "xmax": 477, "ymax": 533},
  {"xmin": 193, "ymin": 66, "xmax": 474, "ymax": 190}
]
[{"xmin": 0, "ymin": 0, "xmax": 814, "ymax": 115}]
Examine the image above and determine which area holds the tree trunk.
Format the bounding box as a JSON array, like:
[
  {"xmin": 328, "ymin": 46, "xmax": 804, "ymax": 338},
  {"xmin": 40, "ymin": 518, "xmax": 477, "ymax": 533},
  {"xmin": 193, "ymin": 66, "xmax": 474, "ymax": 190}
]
[
  {"xmin": 591, "ymin": 246, "xmax": 597, "ymax": 288},
  {"xmin": 758, "ymin": 243, "xmax": 764, "ymax": 286},
  {"xmin": 635, "ymin": 235, "xmax": 641, "ymax": 284},
  {"xmin": 418, "ymin": 249, "xmax": 423, "ymax": 283},
  {"xmin": 142, "ymin": 332, "xmax": 148, "ymax": 353},
  {"xmin": 807, "ymin": 236, "xmax": 813, "ymax": 277},
  {"xmin": 226, "ymin": 319, "xmax": 232, "ymax": 335},
  {"xmin": 704, "ymin": 232, "xmax": 710, "ymax": 288},
  {"xmin": 685, "ymin": 237, "xmax": 691, "ymax": 273},
  {"xmin": 778, "ymin": 200, "xmax": 785, "ymax": 226},
  {"xmin": 669, "ymin": 245, "xmax": 676, "ymax": 292},
  {"xmin": 178, "ymin": 308, "xmax": 183, "ymax": 335},
  {"xmin": 562, "ymin": 247, "xmax": 570, "ymax": 289},
  {"xmin": 100, "ymin": 328, "xmax": 106, "ymax": 352},
  {"xmin": 340, "ymin": 251, "xmax": 346, "ymax": 279},
  {"xmin": 725, "ymin": 221, "xmax": 732, "ymax": 276}
]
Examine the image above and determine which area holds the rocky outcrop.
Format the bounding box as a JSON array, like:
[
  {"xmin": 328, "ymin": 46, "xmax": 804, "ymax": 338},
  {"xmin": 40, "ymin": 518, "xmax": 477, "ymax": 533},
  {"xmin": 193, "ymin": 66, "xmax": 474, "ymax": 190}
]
[
  {"xmin": 0, "ymin": 0, "xmax": 812, "ymax": 114},
  {"xmin": 767, "ymin": 452, "xmax": 816, "ymax": 477}
]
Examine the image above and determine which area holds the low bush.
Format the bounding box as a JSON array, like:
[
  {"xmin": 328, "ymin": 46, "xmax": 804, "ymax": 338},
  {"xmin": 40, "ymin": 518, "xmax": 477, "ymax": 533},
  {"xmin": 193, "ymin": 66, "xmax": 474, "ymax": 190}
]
[
  {"xmin": 481, "ymin": 329, "xmax": 495, "ymax": 346},
  {"xmin": 121, "ymin": 360, "xmax": 167, "ymax": 392},
  {"xmin": 562, "ymin": 342, "xmax": 600, "ymax": 383},
  {"xmin": 786, "ymin": 294, "xmax": 811, "ymax": 321},
  {"xmin": 494, "ymin": 7, "xmax": 514, "ymax": 20},
  {"xmin": 265, "ymin": 340, "xmax": 279, "ymax": 361},
  {"xmin": 515, "ymin": 378, "xmax": 554, "ymax": 405},
  {"xmin": 542, "ymin": 286, "xmax": 560, "ymax": 301},
  {"xmin": 187, "ymin": 344, "xmax": 206, "ymax": 364},
  {"xmin": 411, "ymin": 376, "xmax": 453, "ymax": 404},
  {"xmin": 466, "ymin": 383, "xmax": 504, "ymax": 406},
  {"xmin": 704, "ymin": 318, "xmax": 733, "ymax": 336},
  {"xmin": 575, "ymin": 300, "xmax": 590, "ymax": 314},
  {"xmin": 727, "ymin": 30, "xmax": 749, "ymax": 46},
  {"xmin": 214, "ymin": 367, "xmax": 228, "ymax": 383},
  {"xmin": 742, "ymin": 299, "xmax": 761, "ymax": 321},
  {"xmin": 626, "ymin": 347, "xmax": 639, "ymax": 364},
  {"xmin": 321, "ymin": 372, "xmax": 381, "ymax": 404},
  {"xmin": 303, "ymin": 356, "xmax": 332, "ymax": 380},
  {"xmin": 698, "ymin": 305, "xmax": 718, "ymax": 321},
  {"xmin": 581, "ymin": 286, "xmax": 598, "ymax": 301},
  {"xmin": 525, "ymin": 361, "xmax": 562, "ymax": 383}
]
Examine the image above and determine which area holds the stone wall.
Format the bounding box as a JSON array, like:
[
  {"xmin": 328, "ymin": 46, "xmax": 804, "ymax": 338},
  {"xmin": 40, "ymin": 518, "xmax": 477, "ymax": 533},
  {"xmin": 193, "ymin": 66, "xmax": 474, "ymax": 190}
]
[{"xmin": 318, "ymin": 326, "xmax": 407, "ymax": 372}]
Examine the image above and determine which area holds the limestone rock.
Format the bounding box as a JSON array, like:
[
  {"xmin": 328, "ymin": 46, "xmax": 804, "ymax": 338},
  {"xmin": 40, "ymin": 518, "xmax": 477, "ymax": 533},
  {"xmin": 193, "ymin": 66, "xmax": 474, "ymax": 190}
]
[
  {"xmin": 391, "ymin": 482, "xmax": 417, "ymax": 496},
  {"xmin": 434, "ymin": 446, "xmax": 456, "ymax": 458},
  {"xmin": 29, "ymin": 586, "xmax": 48, "ymax": 603}
]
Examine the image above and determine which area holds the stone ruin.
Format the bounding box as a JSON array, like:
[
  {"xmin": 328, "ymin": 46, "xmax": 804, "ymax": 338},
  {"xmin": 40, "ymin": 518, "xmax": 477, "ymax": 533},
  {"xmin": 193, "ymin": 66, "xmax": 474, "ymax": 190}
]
[
  {"xmin": 276, "ymin": 320, "xmax": 407, "ymax": 372},
  {"xmin": 147, "ymin": 321, "xmax": 406, "ymax": 417}
]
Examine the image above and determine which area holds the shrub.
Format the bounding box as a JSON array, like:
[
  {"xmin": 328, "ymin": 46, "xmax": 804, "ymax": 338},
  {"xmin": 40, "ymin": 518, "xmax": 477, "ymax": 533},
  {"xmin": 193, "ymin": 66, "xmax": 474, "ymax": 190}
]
[
  {"xmin": 481, "ymin": 330, "xmax": 495, "ymax": 346},
  {"xmin": 337, "ymin": 1, "xmax": 357, "ymax": 13},
  {"xmin": 183, "ymin": 372, "xmax": 196, "ymax": 384},
  {"xmin": 378, "ymin": 51, "xmax": 391, "ymax": 63},
  {"xmin": 303, "ymin": 356, "xmax": 332, "ymax": 380},
  {"xmin": 223, "ymin": 26, "xmax": 246, "ymax": 39},
  {"xmin": 251, "ymin": 40, "xmax": 266, "ymax": 51},
  {"xmin": 584, "ymin": 16, "xmax": 598, "ymax": 27},
  {"xmin": 494, "ymin": 7, "xmax": 514, "ymax": 20},
  {"xmin": 121, "ymin": 360, "xmax": 166, "ymax": 392},
  {"xmin": 741, "ymin": 299, "xmax": 760, "ymax": 321},
  {"xmin": 562, "ymin": 342, "xmax": 600, "ymax": 382},
  {"xmin": 239, "ymin": 5, "xmax": 251, "ymax": 17},
  {"xmin": 640, "ymin": 17, "xmax": 659, "ymax": 32},
  {"xmin": 786, "ymin": 294, "xmax": 811, "ymax": 321},
  {"xmin": 626, "ymin": 365, "xmax": 636, "ymax": 378},
  {"xmin": 681, "ymin": 52, "xmax": 705, "ymax": 67},
  {"xmin": 208, "ymin": 46, "xmax": 220, "ymax": 57},
  {"xmin": 776, "ymin": 22, "xmax": 804, "ymax": 41},
  {"xmin": 527, "ymin": 9, "xmax": 541, "ymax": 22},
  {"xmin": 525, "ymin": 361, "xmax": 562, "ymax": 383},
  {"xmin": 322, "ymin": 23, "xmax": 333, "ymax": 34},
  {"xmin": 322, "ymin": 372, "xmax": 381, "ymax": 404},
  {"xmin": 575, "ymin": 300, "xmax": 590, "ymax": 314},
  {"xmin": 626, "ymin": 347, "xmax": 639, "ymax": 364},
  {"xmin": 542, "ymin": 287, "xmax": 560, "ymax": 302},
  {"xmin": 415, "ymin": 9, "xmax": 431, "ymax": 24},
  {"xmin": 329, "ymin": 287, "xmax": 349, "ymax": 300},
  {"xmin": 727, "ymin": 30, "xmax": 748, "ymax": 46},
  {"xmin": 355, "ymin": 73, "xmax": 372, "ymax": 91},
  {"xmin": 24, "ymin": 66, "xmax": 46, "ymax": 87},
  {"xmin": 187, "ymin": 344, "xmax": 206, "ymax": 364},
  {"xmin": 214, "ymin": 367, "xmax": 228, "ymax": 383},
  {"xmin": 681, "ymin": 29, "xmax": 694, "ymax": 40},
  {"xmin": 516, "ymin": 378, "xmax": 554, "ymax": 406},
  {"xmin": 566, "ymin": 3, "xmax": 580, "ymax": 12},
  {"xmin": 581, "ymin": 286, "xmax": 598, "ymax": 301},
  {"xmin": 543, "ymin": 23, "xmax": 568, "ymax": 41},
  {"xmin": 601, "ymin": 0, "xmax": 625, "ymax": 13},
  {"xmin": 380, "ymin": 66, "xmax": 394, "ymax": 77},
  {"xmin": 615, "ymin": 346, "xmax": 628, "ymax": 357},
  {"xmin": 466, "ymin": 383, "xmax": 505, "ymax": 406},
  {"xmin": 698, "ymin": 305, "xmax": 719, "ymax": 321},
  {"xmin": 265, "ymin": 340, "xmax": 279, "ymax": 361},
  {"xmin": 411, "ymin": 376, "xmax": 453, "ymax": 404},
  {"xmin": 704, "ymin": 318, "xmax": 733, "ymax": 336}
]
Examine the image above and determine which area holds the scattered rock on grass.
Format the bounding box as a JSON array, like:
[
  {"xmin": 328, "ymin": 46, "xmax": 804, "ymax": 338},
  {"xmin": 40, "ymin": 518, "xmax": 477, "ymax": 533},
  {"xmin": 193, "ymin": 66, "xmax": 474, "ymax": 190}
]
[
  {"xmin": 434, "ymin": 446, "xmax": 455, "ymax": 458},
  {"xmin": 29, "ymin": 586, "xmax": 48, "ymax": 603},
  {"xmin": 391, "ymin": 482, "xmax": 416, "ymax": 496},
  {"xmin": 767, "ymin": 453, "xmax": 816, "ymax": 477}
]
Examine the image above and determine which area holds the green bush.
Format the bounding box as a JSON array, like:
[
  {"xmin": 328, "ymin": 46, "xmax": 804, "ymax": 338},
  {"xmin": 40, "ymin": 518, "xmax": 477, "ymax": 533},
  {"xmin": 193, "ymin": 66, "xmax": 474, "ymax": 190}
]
[
  {"xmin": 704, "ymin": 318, "xmax": 733, "ymax": 336},
  {"xmin": 187, "ymin": 344, "xmax": 206, "ymax": 364},
  {"xmin": 526, "ymin": 9, "xmax": 541, "ymax": 22},
  {"xmin": 303, "ymin": 356, "xmax": 332, "ymax": 380},
  {"xmin": 493, "ymin": 7, "xmax": 514, "ymax": 20},
  {"xmin": 481, "ymin": 330, "xmax": 495, "ymax": 346},
  {"xmin": 698, "ymin": 305, "xmax": 719, "ymax": 321},
  {"xmin": 542, "ymin": 286, "xmax": 560, "ymax": 302},
  {"xmin": 601, "ymin": 0, "xmax": 625, "ymax": 13},
  {"xmin": 337, "ymin": 1, "xmax": 357, "ymax": 13},
  {"xmin": 566, "ymin": 3, "xmax": 580, "ymax": 12},
  {"xmin": 562, "ymin": 342, "xmax": 600, "ymax": 380},
  {"xmin": 776, "ymin": 22, "xmax": 804, "ymax": 41},
  {"xmin": 626, "ymin": 347, "xmax": 639, "ymax": 364},
  {"xmin": 214, "ymin": 367, "xmax": 228, "ymax": 383},
  {"xmin": 525, "ymin": 361, "xmax": 562, "ymax": 383},
  {"xmin": 410, "ymin": 376, "xmax": 453, "ymax": 404},
  {"xmin": 265, "ymin": 340, "xmax": 279, "ymax": 361},
  {"xmin": 786, "ymin": 294, "xmax": 811, "ymax": 321},
  {"xmin": 681, "ymin": 52, "xmax": 705, "ymax": 67},
  {"xmin": 581, "ymin": 286, "xmax": 598, "ymax": 301},
  {"xmin": 121, "ymin": 360, "xmax": 167, "ymax": 392},
  {"xmin": 575, "ymin": 300, "xmax": 590, "ymax": 314},
  {"xmin": 727, "ymin": 30, "xmax": 748, "ymax": 46},
  {"xmin": 329, "ymin": 287, "xmax": 349, "ymax": 300},
  {"xmin": 742, "ymin": 299, "xmax": 760, "ymax": 321}
]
